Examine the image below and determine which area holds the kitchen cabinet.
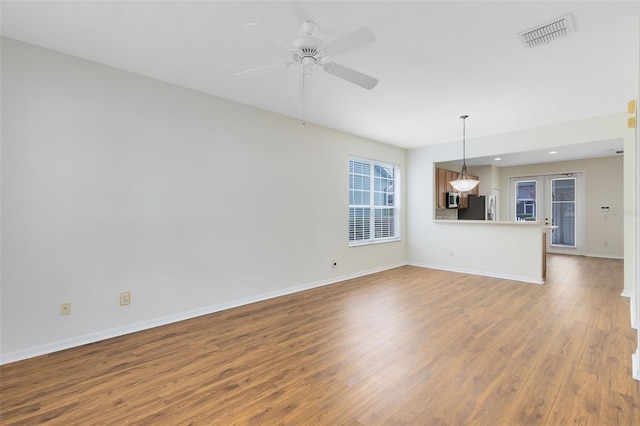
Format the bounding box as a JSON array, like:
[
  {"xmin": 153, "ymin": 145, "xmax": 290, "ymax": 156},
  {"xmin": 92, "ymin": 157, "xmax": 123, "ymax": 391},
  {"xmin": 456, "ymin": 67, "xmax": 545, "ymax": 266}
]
[
  {"xmin": 435, "ymin": 167, "xmax": 479, "ymax": 209},
  {"xmin": 435, "ymin": 168, "xmax": 453, "ymax": 208}
]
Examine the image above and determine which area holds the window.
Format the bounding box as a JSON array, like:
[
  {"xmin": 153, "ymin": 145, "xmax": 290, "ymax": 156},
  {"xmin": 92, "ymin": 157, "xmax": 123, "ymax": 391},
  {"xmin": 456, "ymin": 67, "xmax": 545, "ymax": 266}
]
[
  {"xmin": 515, "ymin": 180, "xmax": 537, "ymax": 221},
  {"xmin": 349, "ymin": 157, "xmax": 400, "ymax": 245}
]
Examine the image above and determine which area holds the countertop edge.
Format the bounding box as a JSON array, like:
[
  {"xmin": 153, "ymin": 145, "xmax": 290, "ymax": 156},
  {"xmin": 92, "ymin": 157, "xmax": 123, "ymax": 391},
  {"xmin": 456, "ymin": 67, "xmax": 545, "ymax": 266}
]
[{"xmin": 434, "ymin": 220, "xmax": 551, "ymax": 227}]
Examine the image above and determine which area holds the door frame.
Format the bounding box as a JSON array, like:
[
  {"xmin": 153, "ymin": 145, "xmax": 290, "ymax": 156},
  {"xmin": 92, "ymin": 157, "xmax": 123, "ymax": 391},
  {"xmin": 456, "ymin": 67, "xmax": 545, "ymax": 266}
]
[{"xmin": 544, "ymin": 173, "xmax": 585, "ymax": 256}]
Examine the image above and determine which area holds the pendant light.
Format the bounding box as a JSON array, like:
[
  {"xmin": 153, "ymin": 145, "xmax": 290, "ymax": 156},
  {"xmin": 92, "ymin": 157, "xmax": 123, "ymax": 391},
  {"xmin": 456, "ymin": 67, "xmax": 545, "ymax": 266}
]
[{"xmin": 449, "ymin": 114, "xmax": 480, "ymax": 192}]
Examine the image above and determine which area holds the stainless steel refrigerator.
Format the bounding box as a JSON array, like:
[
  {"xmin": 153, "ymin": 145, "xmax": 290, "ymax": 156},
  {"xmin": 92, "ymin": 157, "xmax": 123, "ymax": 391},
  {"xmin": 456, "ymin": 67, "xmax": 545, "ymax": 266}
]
[{"xmin": 458, "ymin": 195, "xmax": 486, "ymax": 220}]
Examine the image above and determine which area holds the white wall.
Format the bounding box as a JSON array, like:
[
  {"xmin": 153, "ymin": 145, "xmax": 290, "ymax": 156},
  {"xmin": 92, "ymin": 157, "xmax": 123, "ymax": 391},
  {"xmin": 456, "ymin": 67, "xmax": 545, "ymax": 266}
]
[
  {"xmin": 498, "ymin": 156, "xmax": 624, "ymax": 259},
  {"xmin": 407, "ymin": 114, "xmax": 635, "ymax": 289},
  {"xmin": 2, "ymin": 36, "xmax": 637, "ymax": 367},
  {"xmin": 0, "ymin": 38, "xmax": 406, "ymax": 362}
]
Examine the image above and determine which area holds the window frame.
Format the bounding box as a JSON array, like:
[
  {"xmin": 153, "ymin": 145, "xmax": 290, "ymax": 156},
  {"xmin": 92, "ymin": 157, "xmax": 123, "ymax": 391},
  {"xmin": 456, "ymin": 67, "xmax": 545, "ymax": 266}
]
[{"xmin": 348, "ymin": 156, "xmax": 401, "ymax": 246}]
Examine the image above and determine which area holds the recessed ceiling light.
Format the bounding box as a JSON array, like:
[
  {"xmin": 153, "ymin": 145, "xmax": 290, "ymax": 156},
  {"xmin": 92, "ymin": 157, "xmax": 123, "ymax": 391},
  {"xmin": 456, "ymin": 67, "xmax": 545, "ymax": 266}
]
[
  {"xmin": 549, "ymin": 151, "xmax": 558, "ymax": 155},
  {"xmin": 494, "ymin": 157, "xmax": 502, "ymax": 161}
]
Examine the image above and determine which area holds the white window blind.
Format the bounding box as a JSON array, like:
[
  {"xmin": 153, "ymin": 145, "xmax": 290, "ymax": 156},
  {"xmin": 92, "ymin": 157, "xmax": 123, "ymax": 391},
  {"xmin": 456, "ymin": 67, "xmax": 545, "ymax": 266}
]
[{"xmin": 349, "ymin": 158, "xmax": 400, "ymax": 245}]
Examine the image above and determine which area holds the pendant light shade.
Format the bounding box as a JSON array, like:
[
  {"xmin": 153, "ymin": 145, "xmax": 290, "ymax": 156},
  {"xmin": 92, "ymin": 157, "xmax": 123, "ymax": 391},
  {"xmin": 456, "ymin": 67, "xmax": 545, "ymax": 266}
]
[{"xmin": 450, "ymin": 115, "xmax": 480, "ymax": 192}]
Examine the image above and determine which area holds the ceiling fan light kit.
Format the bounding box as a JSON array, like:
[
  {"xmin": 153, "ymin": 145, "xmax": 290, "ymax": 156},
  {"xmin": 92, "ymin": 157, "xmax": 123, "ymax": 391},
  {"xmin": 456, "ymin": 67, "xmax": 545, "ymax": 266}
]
[{"xmin": 450, "ymin": 115, "xmax": 480, "ymax": 193}]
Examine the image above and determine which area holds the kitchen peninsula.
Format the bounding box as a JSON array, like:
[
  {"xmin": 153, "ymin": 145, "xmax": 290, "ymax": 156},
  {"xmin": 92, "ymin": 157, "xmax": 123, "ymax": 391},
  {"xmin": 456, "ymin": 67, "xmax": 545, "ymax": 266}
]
[
  {"xmin": 429, "ymin": 163, "xmax": 553, "ymax": 284},
  {"xmin": 428, "ymin": 219, "xmax": 552, "ymax": 284}
]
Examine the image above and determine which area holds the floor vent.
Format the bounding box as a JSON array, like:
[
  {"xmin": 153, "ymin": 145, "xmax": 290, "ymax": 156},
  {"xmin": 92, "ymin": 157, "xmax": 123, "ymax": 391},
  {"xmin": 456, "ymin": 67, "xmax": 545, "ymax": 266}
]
[{"xmin": 518, "ymin": 14, "xmax": 575, "ymax": 48}]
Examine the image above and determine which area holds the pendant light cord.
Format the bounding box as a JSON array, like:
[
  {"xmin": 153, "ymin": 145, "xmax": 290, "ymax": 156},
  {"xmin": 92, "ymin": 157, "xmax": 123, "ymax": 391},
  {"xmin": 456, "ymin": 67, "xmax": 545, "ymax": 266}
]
[
  {"xmin": 460, "ymin": 114, "xmax": 468, "ymax": 176},
  {"xmin": 450, "ymin": 114, "xmax": 479, "ymax": 192},
  {"xmin": 460, "ymin": 114, "xmax": 468, "ymax": 166}
]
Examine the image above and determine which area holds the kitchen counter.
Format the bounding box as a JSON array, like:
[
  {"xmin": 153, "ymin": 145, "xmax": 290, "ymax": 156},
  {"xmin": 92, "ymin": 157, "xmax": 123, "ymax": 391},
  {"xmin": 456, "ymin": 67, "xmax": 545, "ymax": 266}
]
[
  {"xmin": 434, "ymin": 220, "xmax": 558, "ymax": 233},
  {"xmin": 426, "ymin": 220, "xmax": 555, "ymax": 284},
  {"xmin": 434, "ymin": 220, "xmax": 548, "ymax": 226}
]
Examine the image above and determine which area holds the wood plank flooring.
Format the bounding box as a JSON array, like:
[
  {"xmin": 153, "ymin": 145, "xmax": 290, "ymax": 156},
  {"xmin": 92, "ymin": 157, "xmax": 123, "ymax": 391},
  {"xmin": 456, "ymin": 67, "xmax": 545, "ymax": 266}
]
[{"xmin": 1, "ymin": 254, "xmax": 639, "ymax": 424}]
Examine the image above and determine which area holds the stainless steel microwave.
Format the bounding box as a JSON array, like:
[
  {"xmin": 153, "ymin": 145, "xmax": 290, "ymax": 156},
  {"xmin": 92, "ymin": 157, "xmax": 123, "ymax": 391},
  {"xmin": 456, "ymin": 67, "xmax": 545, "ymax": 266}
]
[{"xmin": 446, "ymin": 192, "xmax": 460, "ymax": 209}]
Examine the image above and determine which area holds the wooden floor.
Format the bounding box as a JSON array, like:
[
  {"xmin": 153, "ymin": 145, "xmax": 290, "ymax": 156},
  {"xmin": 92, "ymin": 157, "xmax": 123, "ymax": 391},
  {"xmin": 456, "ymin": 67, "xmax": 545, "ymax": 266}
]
[{"xmin": 1, "ymin": 255, "xmax": 639, "ymax": 425}]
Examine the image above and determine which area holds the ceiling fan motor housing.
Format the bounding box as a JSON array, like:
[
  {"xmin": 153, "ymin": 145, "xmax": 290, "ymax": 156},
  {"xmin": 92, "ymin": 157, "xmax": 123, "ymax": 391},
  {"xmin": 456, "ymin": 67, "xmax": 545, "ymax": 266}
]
[{"xmin": 292, "ymin": 35, "xmax": 325, "ymax": 74}]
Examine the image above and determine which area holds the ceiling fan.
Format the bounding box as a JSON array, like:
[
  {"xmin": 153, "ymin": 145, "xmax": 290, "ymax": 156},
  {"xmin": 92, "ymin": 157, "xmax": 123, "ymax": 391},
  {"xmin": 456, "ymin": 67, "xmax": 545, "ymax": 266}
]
[{"xmin": 234, "ymin": 21, "xmax": 379, "ymax": 90}]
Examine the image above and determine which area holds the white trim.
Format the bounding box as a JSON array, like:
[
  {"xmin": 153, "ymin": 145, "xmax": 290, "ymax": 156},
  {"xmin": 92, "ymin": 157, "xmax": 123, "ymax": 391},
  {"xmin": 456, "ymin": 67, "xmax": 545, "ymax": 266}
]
[
  {"xmin": 583, "ymin": 252, "xmax": 624, "ymax": 260},
  {"xmin": 633, "ymin": 349, "xmax": 640, "ymax": 381},
  {"xmin": 631, "ymin": 292, "xmax": 638, "ymax": 329},
  {"xmin": 349, "ymin": 237, "xmax": 401, "ymax": 247},
  {"xmin": 621, "ymin": 290, "xmax": 632, "ymax": 298},
  {"xmin": 0, "ymin": 262, "xmax": 406, "ymax": 365},
  {"xmin": 408, "ymin": 262, "xmax": 544, "ymax": 285}
]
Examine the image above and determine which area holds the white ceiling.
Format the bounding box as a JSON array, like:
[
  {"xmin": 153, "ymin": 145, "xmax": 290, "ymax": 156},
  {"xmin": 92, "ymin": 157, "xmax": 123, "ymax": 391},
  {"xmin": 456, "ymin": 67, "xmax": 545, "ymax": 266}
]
[
  {"xmin": 464, "ymin": 137, "xmax": 624, "ymax": 167},
  {"xmin": 1, "ymin": 1, "xmax": 638, "ymax": 155}
]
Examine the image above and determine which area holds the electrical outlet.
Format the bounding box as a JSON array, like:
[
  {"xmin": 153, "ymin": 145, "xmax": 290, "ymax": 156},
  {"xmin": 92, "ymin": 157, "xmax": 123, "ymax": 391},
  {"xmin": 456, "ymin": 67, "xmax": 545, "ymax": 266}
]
[
  {"xmin": 60, "ymin": 303, "xmax": 71, "ymax": 315},
  {"xmin": 120, "ymin": 291, "xmax": 131, "ymax": 306}
]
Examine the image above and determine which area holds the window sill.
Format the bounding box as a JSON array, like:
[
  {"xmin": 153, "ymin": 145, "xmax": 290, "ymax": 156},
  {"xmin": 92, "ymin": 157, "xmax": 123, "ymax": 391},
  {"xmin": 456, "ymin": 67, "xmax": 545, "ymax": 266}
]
[{"xmin": 349, "ymin": 237, "xmax": 401, "ymax": 247}]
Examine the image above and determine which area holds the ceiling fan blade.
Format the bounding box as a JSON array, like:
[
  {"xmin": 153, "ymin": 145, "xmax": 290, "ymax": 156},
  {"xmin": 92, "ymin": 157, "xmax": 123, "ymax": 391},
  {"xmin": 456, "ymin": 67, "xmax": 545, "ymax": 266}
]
[
  {"xmin": 320, "ymin": 27, "xmax": 375, "ymax": 57},
  {"xmin": 233, "ymin": 62, "xmax": 291, "ymax": 76},
  {"xmin": 243, "ymin": 22, "xmax": 297, "ymax": 50},
  {"xmin": 322, "ymin": 63, "xmax": 378, "ymax": 90},
  {"xmin": 293, "ymin": 3, "xmax": 314, "ymax": 29}
]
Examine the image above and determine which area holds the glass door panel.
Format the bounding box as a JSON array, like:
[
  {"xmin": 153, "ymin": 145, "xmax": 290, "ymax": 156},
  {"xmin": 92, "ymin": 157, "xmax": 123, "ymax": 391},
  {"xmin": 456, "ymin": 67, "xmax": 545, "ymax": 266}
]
[
  {"xmin": 545, "ymin": 173, "xmax": 583, "ymax": 255},
  {"xmin": 515, "ymin": 180, "xmax": 537, "ymax": 221},
  {"xmin": 551, "ymin": 178, "xmax": 576, "ymax": 247}
]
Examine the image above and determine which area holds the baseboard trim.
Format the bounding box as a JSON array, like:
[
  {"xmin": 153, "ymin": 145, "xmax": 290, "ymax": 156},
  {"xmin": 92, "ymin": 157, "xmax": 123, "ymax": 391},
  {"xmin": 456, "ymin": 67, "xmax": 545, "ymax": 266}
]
[
  {"xmin": 407, "ymin": 262, "xmax": 543, "ymax": 285},
  {"xmin": 631, "ymin": 294, "xmax": 638, "ymax": 329},
  {"xmin": 0, "ymin": 262, "xmax": 407, "ymax": 365},
  {"xmin": 583, "ymin": 252, "xmax": 624, "ymax": 260},
  {"xmin": 633, "ymin": 350, "xmax": 640, "ymax": 381},
  {"xmin": 621, "ymin": 290, "xmax": 632, "ymax": 297}
]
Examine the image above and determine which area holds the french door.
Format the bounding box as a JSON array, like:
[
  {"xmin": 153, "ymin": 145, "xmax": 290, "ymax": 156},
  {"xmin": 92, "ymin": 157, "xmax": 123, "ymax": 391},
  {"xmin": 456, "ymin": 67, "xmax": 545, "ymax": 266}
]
[
  {"xmin": 545, "ymin": 174, "xmax": 583, "ymax": 255},
  {"xmin": 510, "ymin": 173, "xmax": 584, "ymax": 255}
]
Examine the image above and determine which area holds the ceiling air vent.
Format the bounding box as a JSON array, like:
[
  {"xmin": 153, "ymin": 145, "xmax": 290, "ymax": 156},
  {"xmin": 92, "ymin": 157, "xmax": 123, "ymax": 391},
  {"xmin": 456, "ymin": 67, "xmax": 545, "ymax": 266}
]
[{"xmin": 518, "ymin": 14, "xmax": 575, "ymax": 48}]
